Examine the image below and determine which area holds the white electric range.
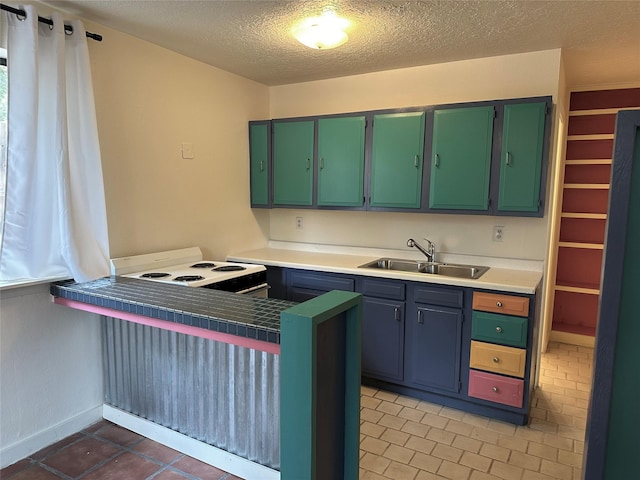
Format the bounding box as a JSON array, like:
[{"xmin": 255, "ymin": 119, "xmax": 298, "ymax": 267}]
[{"xmin": 110, "ymin": 247, "xmax": 268, "ymax": 297}]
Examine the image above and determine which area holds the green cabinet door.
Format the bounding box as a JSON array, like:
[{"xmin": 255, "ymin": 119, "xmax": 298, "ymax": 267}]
[
  {"xmin": 370, "ymin": 112, "xmax": 425, "ymax": 208},
  {"xmin": 273, "ymin": 120, "xmax": 314, "ymax": 206},
  {"xmin": 498, "ymin": 102, "xmax": 547, "ymax": 212},
  {"xmin": 249, "ymin": 122, "xmax": 270, "ymax": 206},
  {"xmin": 429, "ymin": 106, "xmax": 494, "ymax": 210},
  {"xmin": 317, "ymin": 116, "xmax": 365, "ymax": 207}
]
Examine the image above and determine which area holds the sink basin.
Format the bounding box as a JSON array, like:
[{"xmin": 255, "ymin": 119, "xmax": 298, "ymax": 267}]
[
  {"xmin": 358, "ymin": 258, "xmax": 431, "ymax": 273},
  {"xmin": 358, "ymin": 258, "xmax": 489, "ymax": 279},
  {"xmin": 419, "ymin": 263, "xmax": 489, "ymax": 279}
]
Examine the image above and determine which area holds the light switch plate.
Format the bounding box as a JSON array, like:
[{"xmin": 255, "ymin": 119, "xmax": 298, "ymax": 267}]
[{"xmin": 181, "ymin": 143, "xmax": 194, "ymax": 159}]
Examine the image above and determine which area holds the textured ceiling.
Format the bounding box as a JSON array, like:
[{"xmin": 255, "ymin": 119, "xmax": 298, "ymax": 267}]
[{"xmin": 45, "ymin": 0, "xmax": 640, "ymax": 87}]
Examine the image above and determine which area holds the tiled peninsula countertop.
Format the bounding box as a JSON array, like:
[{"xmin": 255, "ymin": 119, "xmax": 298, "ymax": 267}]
[
  {"xmin": 228, "ymin": 246, "xmax": 543, "ymax": 294},
  {"xmin": 51, "ymin": 276, "xmax": 296, "ymax": 350}
]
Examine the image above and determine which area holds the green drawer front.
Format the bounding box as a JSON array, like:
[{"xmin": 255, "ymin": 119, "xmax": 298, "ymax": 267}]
[{"xmin": 471, "ymin": 311, "xmax": 528, "ymax": 348}]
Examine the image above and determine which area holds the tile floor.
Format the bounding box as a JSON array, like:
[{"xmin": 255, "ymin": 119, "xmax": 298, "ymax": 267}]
[
  {"xmin": 358, "ymin": 341, "xmax": 593, "ymax": 480},
  {"xmin": 0, "ymin": 421, "xmax": 242, "ymax": 480},
  {"xmin": 1, "ymin": 341, "xmax": 592, "ymax": 480}
]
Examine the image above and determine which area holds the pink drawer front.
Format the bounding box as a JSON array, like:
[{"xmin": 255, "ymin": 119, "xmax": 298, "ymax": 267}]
[{"xmin": 468, "ymin": 369, "xmax": 524, "ymax": 408}]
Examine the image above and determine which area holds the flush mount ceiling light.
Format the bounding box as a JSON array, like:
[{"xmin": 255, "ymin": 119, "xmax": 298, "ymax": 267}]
[{"xmin": 292, "ymin": 8, "xmax": 350, "ymax": 50}]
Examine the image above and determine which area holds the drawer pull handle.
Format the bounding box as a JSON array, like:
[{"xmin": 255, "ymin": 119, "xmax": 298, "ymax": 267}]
[
  {"xmin": 306, "ymin": 158, "xmax": 311, "ymax": 170},
  {"xmin": 493, "ymin": 357, "xmax": 500, "ymax": 363},
  {"xmin": 417, "ymin": 310, "xmax": 424, "ymax": 324},
  {"xmin": 496, "ymin": 326, "xmax": 503, "ymax": 333},
  {"xmin": 394, "ymin": 307, "xmax": 400, "ymax": 322},
  {"xmin": 492, "ymin": 386, "xmax": 499, "ymax": 393},
  {"xmin": 496, "ymin": 301, "xmax": 503, "ymax": 307}
]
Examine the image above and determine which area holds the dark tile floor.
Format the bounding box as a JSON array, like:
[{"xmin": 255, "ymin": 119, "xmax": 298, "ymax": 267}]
[{"xmin": 0, "ymin": 420, "xmax": 243, "ymax": 480}]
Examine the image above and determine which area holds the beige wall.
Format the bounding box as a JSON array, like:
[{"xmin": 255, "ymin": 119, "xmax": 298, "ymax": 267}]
[
  {"xmin": 268, "ymin": 50, "xmax": 562, "ymax": 261},
  {"xmin": 86, "ymin": 32, "xmax": 561, "ymax": 262},
  {"xmin": 67, "ymin": 15, "xmax": 562, "ymax": 263},
  {"xmin": 0, "ymin": 285, "xmax": 103, "ymax": 468},
  {"xmin": 86, "ymin": 22, "xmax": 271, "ymax": 259}
]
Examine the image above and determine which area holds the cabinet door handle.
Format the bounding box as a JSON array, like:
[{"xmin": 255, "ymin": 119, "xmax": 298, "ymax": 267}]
[
  {"xmin": 496, "ymin": 326, "xmax": 503, "ymax": 334},
  {"xmin": 493, "ymin": 356, "xmax": 500, "ymax": 363},
  {"xmin": 434, "ymin": 153, "xmax": 440, "ymax": 168},
  {"xmin": 414, "ymin": 154, "xmax": 420, "ymax": 168},
  {"xmin": 260, "ymin": 160, "xmax": 264, "ymax": 172},
  {"xmin": 506, "ymin": 151, "xmax": 512, "ymax": 166},
  {"xmin": 496, "ymin": 301, "xmax": 503, "ymax": 308},
  {"xmin": 394, "ymin": 307, "xmax": 400, "ymax": 322},
  {"xmin": 320, "ymin": 157, "xmax": 324, "ymax": 170},
  {"xmin": 306, "ymin": 158, "xmax": 310, "ymax": 170},
  {"xmin": 417, "ymin": 310, "xmax": 424, "ymax": 324}
]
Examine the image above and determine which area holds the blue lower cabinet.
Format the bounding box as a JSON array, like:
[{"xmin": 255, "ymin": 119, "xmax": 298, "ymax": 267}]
[
  {"xmin": 287, "ymin": 270, "xmax": 355, "ymax": 302},
  {"xmin": 280, "ymin": 267, "xmax": 538, "ymax": 425},
  {"xmin": 405, "ymin": 304, "xmax": 463, "ymax": 393},
  {"xmin": 361, "ymin": 296, "xmax": 404, "ymax": 382}
]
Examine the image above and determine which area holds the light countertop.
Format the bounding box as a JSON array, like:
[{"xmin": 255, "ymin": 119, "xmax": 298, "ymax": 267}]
[{"xmin": 228, "ymin": 246, "xmax": 543, "ymax": 295}]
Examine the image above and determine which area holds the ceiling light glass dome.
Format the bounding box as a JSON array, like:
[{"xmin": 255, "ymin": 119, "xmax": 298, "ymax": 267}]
[{"xmin": 292, "ymin": 8, "xmax": 350, "ymax": 50}]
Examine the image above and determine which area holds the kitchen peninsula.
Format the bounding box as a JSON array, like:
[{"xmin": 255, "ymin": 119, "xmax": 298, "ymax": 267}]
[{"xmin": 51, "ymin": 277, "xmax": 362, "ymax": 480}]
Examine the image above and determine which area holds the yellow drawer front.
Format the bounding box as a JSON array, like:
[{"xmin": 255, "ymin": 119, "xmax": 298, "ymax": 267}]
[
  {"xmin": 472, "ymin": 291, "xmax": 529, "ymax": 317},
  {"xmin": 469, "ymin": 341, "xmax": 526, "ymax": 378}
]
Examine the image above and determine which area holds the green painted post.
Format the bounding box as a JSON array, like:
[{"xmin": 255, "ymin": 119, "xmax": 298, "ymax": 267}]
[
  {"xmin": 603, "ymin": 125, "xmax": 640, "ymax": 478},
  {"xmin": 280, "ymin": 290, "xmax": 362, "ymax": 480}
]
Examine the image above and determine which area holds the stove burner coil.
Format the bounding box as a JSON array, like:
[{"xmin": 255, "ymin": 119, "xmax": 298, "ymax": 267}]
[
  {"xmin": 173, "ymin": 275, "xmax": 205, "ymax": 282},
  {"xmin": 213, "ymin": 265, "xmax": 246, "ymax": 272},
  {"xmin": 140, "ymin": 272, "xmax": 171, "ymax": 278},
  {"xmin": 190, "ymin": 262, "xmax": 216, "ymax": 268}
]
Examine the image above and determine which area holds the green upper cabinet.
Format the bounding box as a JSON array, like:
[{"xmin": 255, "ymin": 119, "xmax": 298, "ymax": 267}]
[
  {"xmin": 370, "ymin": 112, "xmax": 425, "ymax": 208},
  {"xmin": 250, "ymin": 95, "xmax": 550, "ymax": 216},
  {"xmin": 429, "ymin": 106, "xmax": 494, "ymax": 210},
  {"xmin": 273, "ymin": 120, "xmax": 314, "ymax": 206},
  {"xmin": 498, "ymin": 102, "xmax": 547, "ymax": 212},
  {"xmin": 249, "ymin": 122, "xmax": 270, "ymax": 207},
  {"xmin": 317, "ymin": 116, "xmax": 366, "ymax": 207}
]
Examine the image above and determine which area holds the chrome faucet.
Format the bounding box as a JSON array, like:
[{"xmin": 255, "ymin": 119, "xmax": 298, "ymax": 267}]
[{"xmin": 407, "ymin": 238, "xmax": 436, "ymax": 262}]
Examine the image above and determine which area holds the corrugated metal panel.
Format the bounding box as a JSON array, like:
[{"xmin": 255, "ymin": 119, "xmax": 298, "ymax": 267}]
[{"xmin": 102, "ymin": 316, "xmax": 280, "ymax": 469}]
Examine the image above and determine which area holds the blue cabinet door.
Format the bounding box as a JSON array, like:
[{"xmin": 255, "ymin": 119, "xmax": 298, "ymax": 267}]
[
  {"xmin": 287, "ymin": 270, "xmax": 355, "ymax": 302},
  {"xmin": 405, "ymin": 304, "xmax": 462, "ymax": 393},
  {"xmin": 362, "ymin": 297, "xmax": 404, "ymax": 382}
]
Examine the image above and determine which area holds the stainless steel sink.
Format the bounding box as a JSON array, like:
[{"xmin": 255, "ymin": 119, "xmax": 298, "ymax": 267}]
[
  {"xmin": 419, "ymin": 263, "xmax": 489, "ymax": 279},
  {"xmin": 358, "ymin": 258, "xmax": 431, "ymax": 273},
  {"xmin": 358, "ymin": 258, "xmax": 489, "ymax": 279}
]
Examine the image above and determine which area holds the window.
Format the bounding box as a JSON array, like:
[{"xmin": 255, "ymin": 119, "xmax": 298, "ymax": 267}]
[{"xmin": 0, "ymin": 50, "xmax": 6, "ymax": 245}]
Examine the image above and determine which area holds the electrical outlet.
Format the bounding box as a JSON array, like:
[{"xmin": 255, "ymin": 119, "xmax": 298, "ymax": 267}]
[
  {"xmin": 493, "ymin": 225, "xmax": 505, "ymax": 242},
  {"xmin": 296, "ymin": 217, "xmax": 303, "ymax": 230}
]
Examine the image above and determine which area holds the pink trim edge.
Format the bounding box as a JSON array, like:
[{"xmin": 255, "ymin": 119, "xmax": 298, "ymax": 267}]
[{"xmin": 54, "ymin": 297, "xmax": 281, "ymax": 355}]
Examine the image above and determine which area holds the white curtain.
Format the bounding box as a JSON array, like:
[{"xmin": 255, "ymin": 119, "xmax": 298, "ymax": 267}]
[{"xmin": 0, "ymin": 6, "xmax": 109, "ymax": 283}]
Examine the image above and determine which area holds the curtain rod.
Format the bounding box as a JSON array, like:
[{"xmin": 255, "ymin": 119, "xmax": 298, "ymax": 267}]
[{"xmin": 1, "ymin": 3, "xmax": 102, "ymax": 41}]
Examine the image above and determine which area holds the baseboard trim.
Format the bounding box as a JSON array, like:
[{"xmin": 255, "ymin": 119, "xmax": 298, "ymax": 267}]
[
  {"xmin": 550, "ymin": 330, "xmax": 596, "ymax": 347},
  {"xmin": 103, "ymin": 405, "xmax": 280, "ymax": 480},
  {"xmin": 0, "ymin": 405, "xmax": 103, "ymax": 469}
]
